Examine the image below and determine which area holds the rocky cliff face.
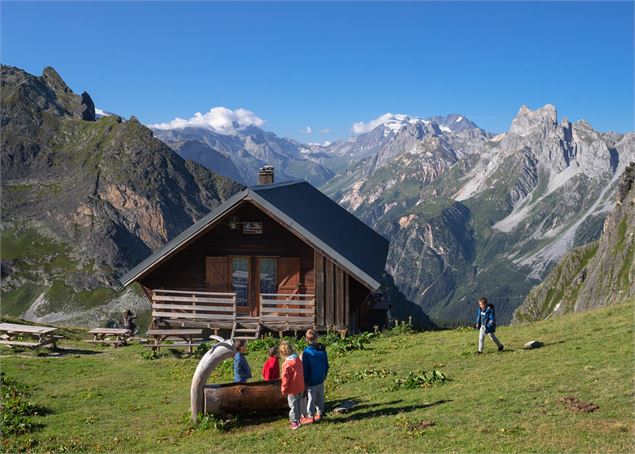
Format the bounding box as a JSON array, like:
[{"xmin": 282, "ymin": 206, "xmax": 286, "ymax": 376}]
[
  {"xmin": 0, "ymin": 65, "xmax": 242, "ymax": 326},
  {"xmin": 325, "ymin": 105, "xmax": 634, "ymax": 323},
  {"xmin": 514, "ymin": 164, "xmax": 635, "ymax": 322}
]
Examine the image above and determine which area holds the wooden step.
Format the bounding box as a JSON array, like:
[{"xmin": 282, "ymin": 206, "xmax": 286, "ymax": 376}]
[
  {"xmin": 234, "ymin": 328, "xmax": 258, "ymax": 333},
  {"xmin": 233, "ymin": 336, "xmax": 258, "ymax": 340}
]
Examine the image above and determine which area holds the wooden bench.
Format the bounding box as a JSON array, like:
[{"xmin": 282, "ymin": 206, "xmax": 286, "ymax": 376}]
[
  {"xmin": 0, "ymin": 323, "xmax": 59, "ymax": 349},
  {"xmin": 87, "ymin": 328, "xmax": 132, "ymax": 347},
  {"xmin": 146, "ymin": 328, "xmax": 206, "ymax": 353}
]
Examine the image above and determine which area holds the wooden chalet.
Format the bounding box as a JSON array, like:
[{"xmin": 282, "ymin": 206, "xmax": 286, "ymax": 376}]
[{"xmin": 120, "ymin": 167, "xmax": 389, "ymax": 337}]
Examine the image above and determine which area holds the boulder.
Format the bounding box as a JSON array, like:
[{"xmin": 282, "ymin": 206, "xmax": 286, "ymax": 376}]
[
  {"xmin": 333, "ymin": 399, "xmax": 358, "ymax": 414},
  {"xmin": 523, "ymin": 340, "xmax": 544, "ymax": 349}
]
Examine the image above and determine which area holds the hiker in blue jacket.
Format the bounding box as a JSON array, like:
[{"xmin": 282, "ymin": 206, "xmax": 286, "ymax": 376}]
[
  {"xmin": 300, "ymin": 329, "xmax": 329, "ymax": 423},
  {"xmin": 475, "ymin": 297, "xmax": 504, "ymax": 354},
  {"xmin": 233, "ymin": 339, "xmax": 252, "ymax": 383}
]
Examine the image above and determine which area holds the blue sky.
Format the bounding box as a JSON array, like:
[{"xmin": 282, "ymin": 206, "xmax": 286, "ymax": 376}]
[{"xmin": 2, "ymin": 1, "xmax": 633, "ymax": 141}]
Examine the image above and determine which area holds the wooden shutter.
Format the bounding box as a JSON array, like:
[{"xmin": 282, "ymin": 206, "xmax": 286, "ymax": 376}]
[
  {"xmin": 205, "ymin": 257, "xmax": 228, "ymax": 292},
  {"xmin": 277, "ymin": 257, "xmax": 301, "ymax": 294}
]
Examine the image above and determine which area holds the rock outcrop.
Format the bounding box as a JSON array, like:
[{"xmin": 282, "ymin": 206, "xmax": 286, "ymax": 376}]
[{"xmin": 513, "ymin": 163, "xmax": 635, "ymax": 322}]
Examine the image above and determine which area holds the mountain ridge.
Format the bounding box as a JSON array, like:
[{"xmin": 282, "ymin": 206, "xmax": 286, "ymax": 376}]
[
  {"xmin": 1, "ymin": 64, "xmax": 243, "ymax": 326},
  {"xmin": 323, "ymin": 103, "xmax": 634, "ymax": 323},
  {"xmin": 151, "ymin": 123, "xmax": 335, "ymax": 186}
]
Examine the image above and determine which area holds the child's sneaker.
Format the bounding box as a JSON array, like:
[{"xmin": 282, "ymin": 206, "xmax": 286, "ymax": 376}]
[
  {"xmin": 300, "ymin": 416, "xmax": 315, "ymax": 425},
  {"xmin": 476, "ymin": 351, "xmax": 483, "ymax": 355},
  {"xmin": 290, "ymin": 421, "xmax": 301, "ymax": 430},
  {"xmin": 498, "ymin": 344, "xmax": 505, "ymax": 352},
  {"xmin": 314, "ymin": 413, "xmax": 323, "ymax": 422}
]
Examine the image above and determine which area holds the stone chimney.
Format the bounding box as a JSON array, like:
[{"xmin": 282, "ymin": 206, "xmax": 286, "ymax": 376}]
[{"xmin": 258, "ymin": 165, "xmax": 275, "ymax": 185}]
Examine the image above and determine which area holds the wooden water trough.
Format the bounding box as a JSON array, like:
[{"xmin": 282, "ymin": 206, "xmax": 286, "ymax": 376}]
[
  {"xmin": 190, "ymin": 337, "xmax": 286, "ymax": 421},
  {"xmin": 203, "ymin": 380, "xmax": 287, "ymax": 415}
]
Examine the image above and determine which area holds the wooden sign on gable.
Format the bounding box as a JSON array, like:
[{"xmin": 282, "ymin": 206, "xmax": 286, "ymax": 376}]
[{"xmin": 242, "ymin": 221, "xmax": 263, "ymax": 234}]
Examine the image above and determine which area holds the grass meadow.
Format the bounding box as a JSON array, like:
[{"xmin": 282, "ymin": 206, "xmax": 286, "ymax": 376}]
[{"xmin": 1, "ymin": 300, "xmax": 633, "ymax": 453}]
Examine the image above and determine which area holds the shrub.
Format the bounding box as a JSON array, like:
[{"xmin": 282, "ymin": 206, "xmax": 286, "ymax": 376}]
[
  {"xmin": 352, "ymin": 368, "xmax": 397, "ymax": 379},
  {"xmin": 387, "ymin": 370, "xmax": 447, "ymax": 391},
  {"xmin": 328, "ymin": 332, "xmax": 378, "ymax": 355},
  {"xmin": 0, "ymin": 372, "xmax": 50, "ymax": 436},
  {"xmin": 383, "ymin": 320, "xmax": 415, "ymax": 337}
]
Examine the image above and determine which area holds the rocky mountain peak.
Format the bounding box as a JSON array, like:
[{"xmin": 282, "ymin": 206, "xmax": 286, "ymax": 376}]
[
  {"xmin": 41, "ymin": 66, "xmax": 72, "ymax": 95},
  {"xmin": 427, "ymin": 114, "xmax": 480, "ymax": 133},
  {"xmin": 509, "ymin": 104, "xmax": 558, "ymax": 137},
  {"xmin": 5, "ymin": 65, "xmax": 97, "ymax": 123}
]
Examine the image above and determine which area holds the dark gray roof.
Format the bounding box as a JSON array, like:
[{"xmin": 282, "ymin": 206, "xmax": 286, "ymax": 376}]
[{"xmin": 120, "ymin": 180, "xmax": 389, "ymax": 290}]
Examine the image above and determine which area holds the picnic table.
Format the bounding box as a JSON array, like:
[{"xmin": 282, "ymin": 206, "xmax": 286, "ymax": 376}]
[
  {"xmin": 86, "ymin": 328, "xmax": 132, "ymax": 347},
  {"xmin": 146, "ymin": 328, "xmax": 205, "ymax": 353},
  {"xmin": 0, "ymin": 322, "xmax": 60, "ymax": 349}
]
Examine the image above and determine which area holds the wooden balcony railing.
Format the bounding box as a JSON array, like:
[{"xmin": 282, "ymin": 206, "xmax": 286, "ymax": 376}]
[
  {"xmin": 259, "ymin": 293, "xmax": 316, "ymax": 326},
  {"xmin": 152, "ymin": 289, "xmax": 237, "ymax": 324}
]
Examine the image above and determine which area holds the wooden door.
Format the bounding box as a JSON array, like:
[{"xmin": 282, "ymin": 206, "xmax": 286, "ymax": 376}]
[
  {"xmin": 278, "ymin": 257, "xmax": 301, "ymax": 295},
  {"xmin": 205, "ymin": 257, "xmax": 229, "ymax": 292}
]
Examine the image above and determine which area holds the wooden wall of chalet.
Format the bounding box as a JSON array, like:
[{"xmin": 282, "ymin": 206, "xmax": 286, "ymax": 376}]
[
  {"xmin": 314, "ymin": 251, "xmax": 372, "ymax": 331},
  {"xmin": 140, "ymin": 202, "xmax": 315, "ymax": 294}
]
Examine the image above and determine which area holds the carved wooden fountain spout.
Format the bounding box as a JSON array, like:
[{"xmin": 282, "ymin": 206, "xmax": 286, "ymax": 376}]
[{"xmin": 190, "ymin": 336, "xmax": 236, "ymax": 422}]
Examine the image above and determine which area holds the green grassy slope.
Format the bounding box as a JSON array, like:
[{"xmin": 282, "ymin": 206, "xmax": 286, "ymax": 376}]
[{"xmin": 2, "ymin": 301, "xmax": 633, "ymax": 453}]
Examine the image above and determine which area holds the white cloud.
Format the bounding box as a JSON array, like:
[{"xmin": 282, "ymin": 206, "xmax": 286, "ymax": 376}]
[
  {"xmin": 319, "ymin": 128, "xmax": 331, "ymax": 134},
  {"xmin": 300, "ymin": 126, "xmax": 313, "ymax": 135},
  {"xmin": 352, "ymin": 113, "xmax": 403, "ymax": 134},
  {"xmin": 149, "ymin": 107, "xmax": 265, "ymax": 133}
]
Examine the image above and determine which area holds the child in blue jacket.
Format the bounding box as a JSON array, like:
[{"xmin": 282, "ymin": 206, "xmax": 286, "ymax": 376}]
[
  {"xmin": 233, "ymin": 339, "xmax": 252, "ymax": 382},
  {"xmin": 301, "ymin": 329, "xmax": 329, "ymax": 423},
  {"xmin": 475, "ymin": 297, "xmax": 504, "ymax": 353}
]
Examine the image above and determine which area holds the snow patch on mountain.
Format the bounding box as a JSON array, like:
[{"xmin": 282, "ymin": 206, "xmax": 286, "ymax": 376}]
[{"xmin": 352, "ymin": 113, "xmax": 430, "ymax": 134}]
